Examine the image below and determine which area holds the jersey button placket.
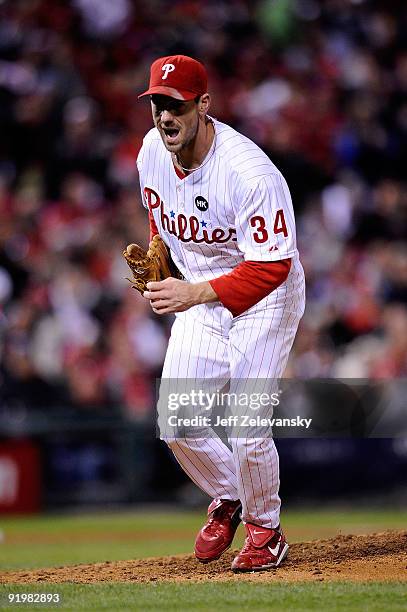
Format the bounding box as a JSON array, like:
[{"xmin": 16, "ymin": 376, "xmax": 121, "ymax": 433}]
[{"xmin": 177, "ymin": 182, "xmax": 185, "ymax": 210}]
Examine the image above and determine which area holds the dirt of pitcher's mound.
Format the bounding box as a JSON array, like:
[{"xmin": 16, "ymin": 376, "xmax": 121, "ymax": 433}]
[{"xmin": 2, "ymin": 530, "xmax": 406, "ymax": 584}]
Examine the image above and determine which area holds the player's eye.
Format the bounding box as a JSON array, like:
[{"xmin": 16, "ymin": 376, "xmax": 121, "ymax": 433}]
[
  {"xmin": 153, "ymin": 101, "xmax": 185, "ymax": 116},
  {"xmin": 166, "ymin": 105, "xmax": 182, "ymax": 113}
]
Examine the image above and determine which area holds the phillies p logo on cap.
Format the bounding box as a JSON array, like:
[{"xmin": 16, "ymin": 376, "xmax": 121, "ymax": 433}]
[
  {"xmin": 161, "ymin": 64, "xmax": 175, "ymax": 80},
  {"xmin": 138, "ymin": 55, "xmax": 208, "ymax": 101}
]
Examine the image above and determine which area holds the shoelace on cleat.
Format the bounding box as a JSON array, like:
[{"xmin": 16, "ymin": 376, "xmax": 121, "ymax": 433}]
[
  {"xmin": 204, "ymin": 503, "xmax": 236, "ymax": 536},
  {"xmin": 240, "ymin": 535, "xmax": 254, "ymax": 554}
]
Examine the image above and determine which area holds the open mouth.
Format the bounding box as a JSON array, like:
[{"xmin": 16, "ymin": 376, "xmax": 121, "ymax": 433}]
[{"xmin": 163, "ymin": 127, "xmax": 180, "ymax": 143}]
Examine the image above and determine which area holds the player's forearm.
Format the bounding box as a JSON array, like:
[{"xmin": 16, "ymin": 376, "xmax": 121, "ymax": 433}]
[
  {"xmin": 209, "ymin": 259, "xmax": 291, "ymax": 317},
  {"xmin": 187, "ymin": 261, "xmax": 291, "ymax": 311},
  {"xmin": 190, "ymin": 281, "xmax": 218, "ymax": 305}
]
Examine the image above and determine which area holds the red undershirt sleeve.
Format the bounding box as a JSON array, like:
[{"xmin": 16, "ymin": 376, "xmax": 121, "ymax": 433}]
[
  {"xmin": 209, "ymin": 259, "xmax": 291, "ymax": 317},
  {"xmin": 148, "ymin": 209, "xmax": 159, "ymax": 241}
]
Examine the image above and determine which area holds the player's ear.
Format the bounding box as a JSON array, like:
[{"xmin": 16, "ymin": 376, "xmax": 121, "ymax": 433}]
[{"xmin": 198, "ymin": 93, "xmax": 210, "ymax": 116}]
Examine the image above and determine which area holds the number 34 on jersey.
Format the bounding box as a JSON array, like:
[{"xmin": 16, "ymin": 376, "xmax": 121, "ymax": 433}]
[{"xmin": 250, "ymin": 210, "xmax": 288, "ymax": 245}]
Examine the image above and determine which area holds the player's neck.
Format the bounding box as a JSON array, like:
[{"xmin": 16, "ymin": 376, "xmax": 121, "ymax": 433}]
[{"xmin": 174, "ymin": 119, "xmax": 215, "ymax": 173}]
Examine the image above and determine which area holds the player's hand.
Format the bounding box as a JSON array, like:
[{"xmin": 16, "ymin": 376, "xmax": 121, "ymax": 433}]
[{"xmin": 143, "ymin": 278, "xmax": 217, "ymax": 314}]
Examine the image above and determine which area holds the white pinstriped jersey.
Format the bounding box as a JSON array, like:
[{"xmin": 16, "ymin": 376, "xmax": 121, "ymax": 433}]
[
  {"xmin": 137, "ymin": 117, "xmax": 305, "ymax": 320},
  {"xmin": 143, "ymin": 116, "xmax": 305, "ymax": 527}
]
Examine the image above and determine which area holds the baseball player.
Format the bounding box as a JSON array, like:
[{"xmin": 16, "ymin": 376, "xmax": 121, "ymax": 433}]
[{"xmin": 136, "ymin": 55, "xmax": 305, "ymax": 572}]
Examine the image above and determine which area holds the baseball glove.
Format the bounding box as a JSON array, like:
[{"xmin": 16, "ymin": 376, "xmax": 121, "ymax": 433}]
[{"xmin": 123, "ymin": 235, "xmax": 175, "ymax": 294}]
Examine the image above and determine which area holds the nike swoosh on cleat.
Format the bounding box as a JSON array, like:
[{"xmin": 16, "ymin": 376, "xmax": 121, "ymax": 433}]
[{"xmin": 268, "ymin": 539, "xmax": 282, "ymax": 557}]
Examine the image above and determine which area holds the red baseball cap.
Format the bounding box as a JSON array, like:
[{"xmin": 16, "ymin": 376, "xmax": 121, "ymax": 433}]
[{"xmin": 138, "ymin": 55, "xmax": 208, "ymax": 101}]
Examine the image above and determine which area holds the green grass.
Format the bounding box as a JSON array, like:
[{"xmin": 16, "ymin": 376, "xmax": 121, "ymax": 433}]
[
  {"xmin": 1, "ymin": 508, "xmax": 406, "ymax": 571},
  {"xmin": 1, "ymin": 582, "xmax": 406, "ymax": 611}
]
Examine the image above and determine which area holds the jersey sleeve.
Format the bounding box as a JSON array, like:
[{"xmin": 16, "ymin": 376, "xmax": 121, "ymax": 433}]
[{"xmin": 234, "ymin": 173, "xmax": 298, "ymax": 262}]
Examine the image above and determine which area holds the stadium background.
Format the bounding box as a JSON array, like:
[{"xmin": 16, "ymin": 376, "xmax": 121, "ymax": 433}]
[{"xmin": 0, "ymin": 0, "xmax": 406, "ymax": 517}]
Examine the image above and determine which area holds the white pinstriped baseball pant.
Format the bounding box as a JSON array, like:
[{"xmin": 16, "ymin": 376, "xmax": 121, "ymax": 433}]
[{"xmin": 158, "ymin": 298, "xmax": 303, "ymax": 528}]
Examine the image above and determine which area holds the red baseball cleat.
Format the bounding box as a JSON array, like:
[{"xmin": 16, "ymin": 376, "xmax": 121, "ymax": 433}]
[
  {"xmin": 231, "ymin": 522, "xmax": 289, "ymax": 572},
  {"xmin": 194, "ymin": 498, "xmax": 242, "ymax": 563}
]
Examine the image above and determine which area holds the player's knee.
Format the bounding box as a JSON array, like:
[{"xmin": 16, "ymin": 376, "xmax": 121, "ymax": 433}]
[{"xmin": 230, "ymin": 436, "xmax": 271, "ymax": 453}]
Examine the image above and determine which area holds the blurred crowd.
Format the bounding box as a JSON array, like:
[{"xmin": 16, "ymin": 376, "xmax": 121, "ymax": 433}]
[{"xmin": 0, "ymin": 0, "xmax": 406, "ymax": 418}]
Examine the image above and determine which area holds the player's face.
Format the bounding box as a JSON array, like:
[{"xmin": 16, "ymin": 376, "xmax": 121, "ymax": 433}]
[{"xmin": 151, "ymin": 95, "xmax": 200, "ymax": 153}]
